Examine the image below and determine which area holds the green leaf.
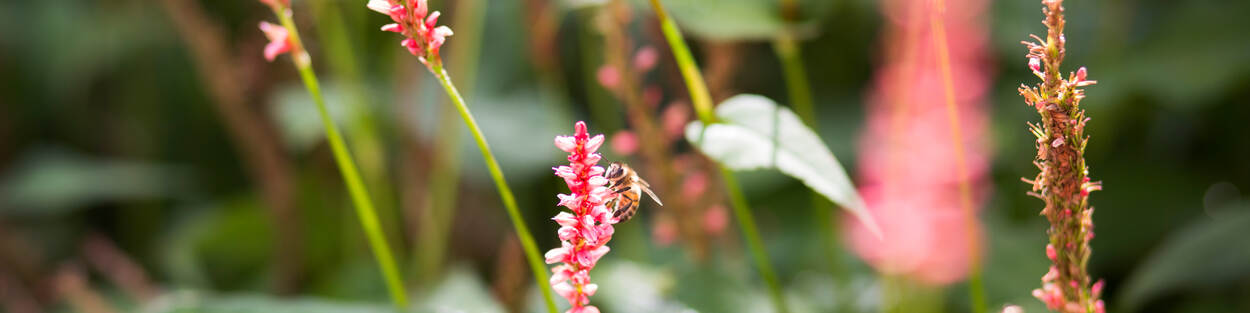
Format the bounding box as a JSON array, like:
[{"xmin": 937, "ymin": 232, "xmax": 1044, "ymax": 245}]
[
  {"xmin": 653, "ymin": 0, "xmax": 836, "ymax": 41},
  {"xmin": 144, "ymin": 292, "xmax": 390, "ymax": 313},
  {"xmin": 684, "ymin": 94, "xmax": 880, "ymax": 237},
  {"xmin": 1118, "ymin": 206, "xmax": 1250, "ymax": 311}
]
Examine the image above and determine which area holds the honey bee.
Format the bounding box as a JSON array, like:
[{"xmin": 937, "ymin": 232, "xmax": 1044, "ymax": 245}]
[{"xmin": 603, "ymin": 162, "xmax": 663, "ymax": 222}]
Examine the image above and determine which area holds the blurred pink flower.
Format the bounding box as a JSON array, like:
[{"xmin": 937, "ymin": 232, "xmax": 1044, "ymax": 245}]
[
  {"xmin": 258, "ymin": 21, "xmax": 293, "ymax": 62},
  {"xmin": 681, "ymin": 172, "xmax": 708, "ymax": 203},
  {"xmin": 368, "ymin": 0, "xmax": 453, "ymax": 64},
  {"xmin": 633, "ymin": 46, "xmax": 659, "ymax": 72},
  {"xmin": 257, "ymin": 0, "xmax": 288, "ymax": 7},
  {"xmin": 844, "ymin": 0, "xmax": 991, "ymax": 286},
  {"xmin": 652, "ymin": 215, "xmax": 678, "ymax": 247},
  {"xmin": 702, "ymin": 204, "xmax": 729, "ymax": 236},
  {"xmin": 596, "ymin": 65, "xmax": 620, "ymax": 90},
  {"xmin": 610, "ymin": 130, "xmax": 639, "ymax": 156},
  {"xmin": 548, "ymin": 121, "xmax": 616, "ymax": 312},
  {"xmin": 660, "ymin": 102, "xmax": 690, "ymax": 141}
]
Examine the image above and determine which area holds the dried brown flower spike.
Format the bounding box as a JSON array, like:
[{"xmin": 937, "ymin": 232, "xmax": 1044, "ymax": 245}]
[{"xmin": 1018, "ymin": 0, "xmax": 1105, "ymax": 312}]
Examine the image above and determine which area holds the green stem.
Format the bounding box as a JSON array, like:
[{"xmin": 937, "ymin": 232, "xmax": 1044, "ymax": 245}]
[
  {"xmin": 720, "ymin": 166, "xmax": 790, "ymax": 313},
  {"xmin": 928, "ymin": 1, "xmax": 984, "ymax": 312},
  {"xmin": 418, "ymin": 0, "xmax": 487, "ymax": 285},
  {"xmin": 429, "ymin": 63, "xmax": 559, "ymax": 313},
  {"xmin": 647, "ymin": 1, "xmax": 789, "ymax": 311},
  {"xmin": 273, "ymin": 7, "xmax": 409, "ymax": 309},
  {"xmin": 648, "ymin": 0, "xmax": 715, "ymax": 124},
  {"xmin": 772, "ymin": 35, "xmax": 815, "ymax": 126}
]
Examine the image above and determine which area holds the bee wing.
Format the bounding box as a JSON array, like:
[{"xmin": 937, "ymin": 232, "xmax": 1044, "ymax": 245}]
[{"xmin": 635, "ymin": 179, "xmax": 663, "ymax": 206}]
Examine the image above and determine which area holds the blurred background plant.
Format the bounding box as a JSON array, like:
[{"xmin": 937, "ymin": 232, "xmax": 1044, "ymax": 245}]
[{"xmin": 1, "ymin": 0, "xmax": 1249, "ymax": 312}]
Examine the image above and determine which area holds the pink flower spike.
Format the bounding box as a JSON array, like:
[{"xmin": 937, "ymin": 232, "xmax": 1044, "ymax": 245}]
[
  {"xmin": 548, "ymin": 121, "xmax": 618, "ymax": 310},
  {"xmin": 258, "ymin": 21, "xmax": 292, "ymax": 62}
]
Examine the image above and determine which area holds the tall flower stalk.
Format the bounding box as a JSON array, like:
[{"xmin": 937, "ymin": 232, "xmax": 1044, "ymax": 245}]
[
  {"xmin": 255, "ymin": 0, "xmax": 409, "ymax": 308},
  {"xmin": 1018, "ymin": 0, "xmax": 1104, "ymax": 312},
  {"xmin": 928, "ymin": 0, "xmax": 987, "ymax": 311},
  {"xmin": 366, "ymin": 1, "xmax": 559, "ymax": 312},
  {"xmin": 546, "ymin": 121, "xmax": 616, "ymax": 313},
  {"xmin": 646, "ymin": 0, "xmax": 789, "ymax": 312}
]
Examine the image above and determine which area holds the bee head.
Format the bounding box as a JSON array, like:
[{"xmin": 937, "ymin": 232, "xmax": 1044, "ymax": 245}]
[{"xmin": 606, "ymin": 162, "xmax": 625, "ymax": 179}]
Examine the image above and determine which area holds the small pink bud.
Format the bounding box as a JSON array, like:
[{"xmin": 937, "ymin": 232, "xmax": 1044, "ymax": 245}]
[
  {"xmin": 1095, "ymin": 300, "xmax": 1106, "ymax": 313},
  {"xmin": 554, "ymin": 135, "xmax": 578, "ymax": 153},
  {"xmin": 553, "ymin": 282, "xmax": 576, "ymax": 301},
  {"xmin": 258, "ymin": 21, "xmax": 292, "ymax": 62},
  {"xmin": 1076, "ymin": 67, "xmax": 1088, "ymax": 81},
  {"xmin": 1051, "ymin": 138, "xmax": 1064, "ymax": 147},
  {"xmin": 544, "ymin": 246, "xmax": 569, "ymax": 264},
  {"xmin": 380, "ymin": 23, "xmax": 402, "ymax": 33},
  {"xmin": 1046, "ymin": 244, "xmax": 1057, "ymax": 261},
  {"xmin": 585, "ymin": 134, "xmax": 605, "ymax": 153},
  {"xmin": 1001, "ymin": 305, "xmax": 1024, "ymax": 313},
  {"xmin": 1028, "ymin": 57, "xmax": 1041, "ymax": 73},
  {"xmin": 366, "ymin": 0, "xmax": 393, "ymax": 14},
  {"xmin": 1092, "ymin": 279, "xmax": 1105, "ymax": 298}
]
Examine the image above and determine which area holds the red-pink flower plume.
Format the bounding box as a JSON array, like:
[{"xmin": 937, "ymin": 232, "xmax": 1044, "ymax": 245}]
[
  {"xmin": 844, "ymin": 0, "xmax": 991, "ymax": 286},
  {"xmin": 547, "ymin": 121, "xmax": 617, "ymax": 312},
  {"xmin": 368, "ymin": 0, "xmax": 454, "ymax": 65}
]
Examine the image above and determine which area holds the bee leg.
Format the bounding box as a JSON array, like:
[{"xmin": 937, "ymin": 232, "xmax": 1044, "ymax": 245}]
[
  {"xmin": 612, "ymin": 185, "xmax": 632, "ymax": 194},
  {"xmin": 613, "ymin": 196, "xmax": 636, "ymax": 221}
]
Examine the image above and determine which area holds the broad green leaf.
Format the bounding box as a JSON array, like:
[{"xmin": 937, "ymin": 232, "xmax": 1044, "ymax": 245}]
[
  {"xmin": 652, "ymin": 0, "xmax": 836, "ymax": 41},
  {"xmin": 1118, "ymin": 206, "xmax": 1250, "ymax": 311},
  {"xmin": 685, "ymin": 94, "xmax": 880, "ymax": 237},
  {"xmin": 0, "ymin": 147, "xmax": 183, "ymax": 216},
  {"xmin": 143, "ymin": 292, "xmax": 389, "ymax": 313}
]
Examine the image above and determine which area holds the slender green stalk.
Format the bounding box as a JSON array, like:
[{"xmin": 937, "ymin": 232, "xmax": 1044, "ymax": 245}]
[
  {"xmin": 428, "ymin": 63, "xmax": 559, "ymax": 313},
  {"xmin": 772, "ymin": 10, "xmax": 850, "ymax": 312},
  {"xmin": 418, "ymin": 0, "xmax": 488, "ymax": 285},
  {"xmin": 648, "ymin": 0, "xmax": 715, "ymax": 124},
  {"xmin": 720, "ymin": 166, "xmax": 790, "ymax": 313},
  {"xmin": 271, "ymin": 8, "xmax": 409, "ymax": 309},
  {"xmin": 928, "ymin": 1, "xmax": 984, "ymax": 312},
  {"xmin": 645, "ymin": 1, "xmax": 788, "ymax": 311},
  {"xmin": 310, "ymin": 0, "xmax": 404, "ymax": 264},
  {"xmin": 772, "ymin": 35, "xmax": 815, "ymax": 126}
]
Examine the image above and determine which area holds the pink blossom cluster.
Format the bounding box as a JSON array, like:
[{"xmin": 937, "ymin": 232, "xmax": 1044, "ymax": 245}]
[
  {"xmin": 546, "ymin": 122, "xmax": 617, "ymax": 313},
  {"xmin": 844, "ymin": 0, "xmax": 991, "ymax": 286},
  {"xmin": 255, "ymin": 0, "xmax": 294, "ymax": 62},
  {"xmin": 367, "ymin": 0, "xmax": 453, "ymax": 64},
  {"xmin": 258, "ymin": 21, "xmax": 292, "ymax": 62}
]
